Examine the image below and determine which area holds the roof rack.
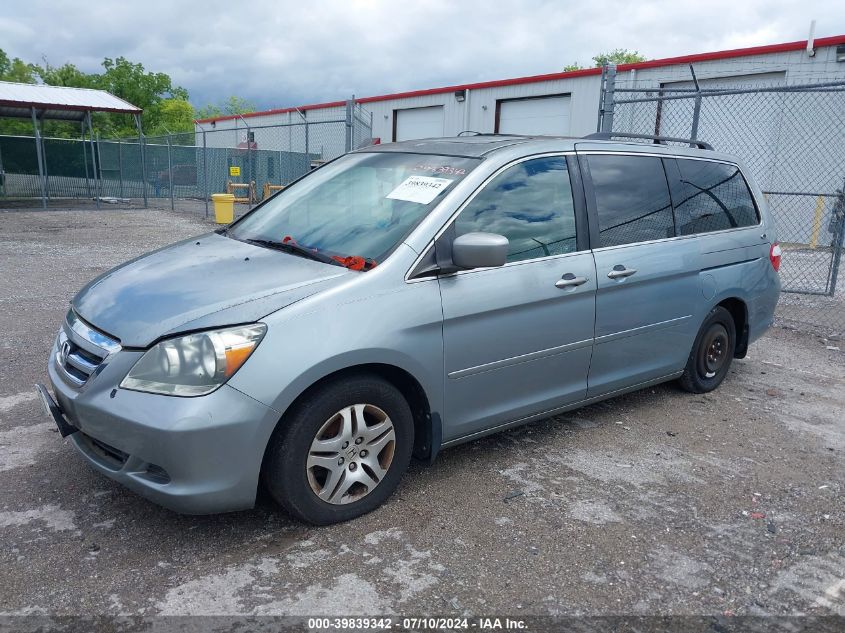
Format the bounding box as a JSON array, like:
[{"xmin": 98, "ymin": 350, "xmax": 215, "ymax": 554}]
[
  {"xmin": 583, "ymin": 132, "xmax": 713, "ymax": 151},
  {"xmin": 456, "ymin": 131, "xmax": 533, "ymax": 138}
]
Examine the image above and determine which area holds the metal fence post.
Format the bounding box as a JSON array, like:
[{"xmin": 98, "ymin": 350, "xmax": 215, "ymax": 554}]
[
  {"xmin": 86, "ymin": 113, "xmax": 99, "ymax": 209},
  {"xmin": 81, "ymin": 121, "xmax": 91, "ymax": 198},
  {"xmin": 202, "ymin": 129, "xmax": 209, "ymax": 218},
  {"xmin": 167, "ymin": 133, "xmax": 175, "ymax": 211},
  {"xmin": 596, "ymin": 65, "xmax": 607, "ymax": 133},
  {"xmin": 689, "ymin": 64, "xmax": 702, "ymax": 143},
  {"xmin": 345, "ymin": 98, "xmax": 353, "ymax": 152},
  {"xmin": 135, "ymin": 113, "xmax": 147, "ymax": 208},
  {"xmin": 246, "ymin": 126, "xmax": 253, "ymax": 209},
  {"xmin": 117, "ymin": 139, "xmax": 124, "ymax": 199},
  {"xmin": 599, "ymin": 63, "xmax": 617, "ymax": 133},
  {"xmin": 287, "ymin": 115, "xmax": 292, "ymax": 182},
  {"xmin": 95, "ymin": 131, "xmax": 104, "ymax": 200},
  {"xmin": 141, "ymin": 134, "xmax": 147, "ymax": 207},
  {"xmin": 30, "ymin": 108, "xmax": 47, "ymax": 209},
  {"xmin": 690, "ymin": 95, "xmax": 702, "ymax": 142},
  {"xmin": 142, "ymin": 132, "xmax": 148, "ymax": 208},
  {"xmin": 294, "ymin": 108, "xmax": 310, "ymax": 165},
  {"xmin": 828, "ymin": 183, "xmax": 845, "ymax": 299},
  {"xmin": 42, "ymin": 133, "xmax": 50, "ymax": 203}
]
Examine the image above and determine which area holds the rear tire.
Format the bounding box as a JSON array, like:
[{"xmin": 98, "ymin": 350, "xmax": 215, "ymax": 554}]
[
  {"xmin": 678, "ymin": 306, "xmax": 736, "ymax": 394},
  {"xmin": 262, "ymin": 374, "xmax": 413, "ymax": 525}
]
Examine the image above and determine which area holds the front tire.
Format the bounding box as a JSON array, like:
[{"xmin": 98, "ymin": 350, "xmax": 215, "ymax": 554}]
[
  {"xmin": 678, "ymin": 306, "xmax": 736, "ymax": 393},
  {"xmin": 262, "ymin": 374, "xmax": 414, "ymax": 525}
]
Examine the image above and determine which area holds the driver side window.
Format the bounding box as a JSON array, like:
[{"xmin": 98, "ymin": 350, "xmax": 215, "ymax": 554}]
[{"xmin": 454, "ymin": 156, "xmax": 577, "ymax": 263}]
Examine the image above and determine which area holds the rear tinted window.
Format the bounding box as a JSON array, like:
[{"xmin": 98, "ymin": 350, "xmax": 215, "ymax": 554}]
[
  {"xmin": 588, "ymin": 155, "xmax": 674, "ymax": 247},
  {"xmin": 673, "ymin": 160, "xmax": 759, "ymax": 235},
  {"xmin": 455, "ymin": 156, "xmax": 577, "ymax": 262}
]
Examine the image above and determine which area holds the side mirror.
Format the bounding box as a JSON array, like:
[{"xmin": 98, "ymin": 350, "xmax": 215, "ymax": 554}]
[{"xmin": 451, "ymin": 232, "xmax": 509, "ymax": 270}]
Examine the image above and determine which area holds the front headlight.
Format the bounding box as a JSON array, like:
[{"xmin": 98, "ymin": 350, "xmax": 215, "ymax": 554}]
[{"xmin": 120, "ymin": 324, "xmax": 266, "ymax": 396}]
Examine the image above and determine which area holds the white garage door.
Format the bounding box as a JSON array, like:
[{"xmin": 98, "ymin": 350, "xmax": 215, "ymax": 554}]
[
  {"xmin": 394, "ymin": 106, "xmax": 445, "ymax": 141},
  {"xmin": 497, "ymin": 95, "xmax": 571, "ymax": 135}
]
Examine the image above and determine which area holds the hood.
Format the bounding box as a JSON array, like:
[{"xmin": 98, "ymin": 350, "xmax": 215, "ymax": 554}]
[{"xmin": 72, "ymin": 233, "xmax": 350, "ymax": 347}]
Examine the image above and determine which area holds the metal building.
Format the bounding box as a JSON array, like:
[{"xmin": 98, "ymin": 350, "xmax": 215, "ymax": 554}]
[{"xmin": 195, "ymin": 34, "xmax": 845, "ymax": 143}]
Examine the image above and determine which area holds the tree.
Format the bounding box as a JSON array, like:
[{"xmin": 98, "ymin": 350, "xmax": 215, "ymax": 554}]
[
  {"xmin": 150, "ymin": 98, "xmax": 196, "ymax": 134},
  {"xmin": 195, "ymin": 95, "xmax": 257, "ymax": 120},
  {"xmin": 194, "ymin": 103, "xmax": 223, "ymax": 120},
  {"xmin": 37, "ymin": 60, "xmax": 93, "ymax": 88},
  {"xmin": 222, "ymin": 95, "xmax": 256, "ymax": 115},
  {"xmin": 0, "ymin": 49, "xmax": 38, "ymax": 83},
  {"xmin": 591, "ymin": 48, "xmax": 647, "ymax": 67},
  {"xmin": 91, "ymin": 57, "xmax": 189, "ymax": 136},
  {"xmin": 563, "ymin": 49, "xmax": 648, "ymax": 72},
  {"xmin": 0, "ymin": 49, "xmax": 41, "ymax": 135}
]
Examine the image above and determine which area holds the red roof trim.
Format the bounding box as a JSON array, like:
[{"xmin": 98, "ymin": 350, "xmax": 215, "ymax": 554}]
[
  {"xmin": 356, "ymin": 66, "xmax": 604, "ymax": 104},
  {"xmin": 195, "ymin": 34, "xmax": 845, "ymax": 124},
  {"xmin": 613, "ymin": 34, "xmax": 845, "ymax": 71}
]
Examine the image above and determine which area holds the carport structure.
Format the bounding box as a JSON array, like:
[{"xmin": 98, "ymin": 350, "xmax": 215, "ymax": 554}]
[{"xmin": 0, "ymin": 81, "xmax": 143, "ymax": 208}]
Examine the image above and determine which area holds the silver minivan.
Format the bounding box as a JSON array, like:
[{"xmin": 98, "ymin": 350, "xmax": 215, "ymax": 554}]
[{"xmin": 38, "ymin": 135, "xmax": 781, "ymax": 524}]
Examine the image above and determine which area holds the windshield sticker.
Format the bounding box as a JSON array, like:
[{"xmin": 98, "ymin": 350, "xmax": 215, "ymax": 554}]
[
  {"xmin": 386, "ymin": 176, "xmax": 454, "ymax": 205},
  {"xmin": 415, "ymin": 164, "xmax": 467, "ymax": 176}
]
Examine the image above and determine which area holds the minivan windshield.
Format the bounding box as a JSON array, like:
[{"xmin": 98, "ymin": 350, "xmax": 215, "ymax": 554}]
[{"xmin": 228, "ymin": 152, "xmax": 480, "ymax": 268}]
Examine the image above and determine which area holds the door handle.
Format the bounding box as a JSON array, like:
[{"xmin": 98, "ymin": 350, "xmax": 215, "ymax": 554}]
[
  {"xmin": 607, "ymin": 266, "xmax": 638, "ymax": 280},
  {"xmin": 555, "ymin": 274, "xmax": 589, "ymax": 289}
]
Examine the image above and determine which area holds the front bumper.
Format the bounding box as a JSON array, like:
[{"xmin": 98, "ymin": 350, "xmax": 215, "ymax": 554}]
[{"xmin": 44, "ymin": 338, "xmax": 279, "ymax": 514}]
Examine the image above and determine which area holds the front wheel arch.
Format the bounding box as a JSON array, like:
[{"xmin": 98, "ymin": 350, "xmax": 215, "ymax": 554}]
[
  {"xmin": 260, "ymin": 363, "xmax": 435, "ymax": 478},
  {"xmin": 261, "ymin": 372, "xmax": 415, "ymax": 523}
]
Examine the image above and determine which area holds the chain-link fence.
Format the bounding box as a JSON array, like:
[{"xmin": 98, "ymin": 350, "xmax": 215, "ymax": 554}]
[
  {"xmin": 598, "ymin": 66, "xmax": 845, "ymax": 335},
  {"xmin": 0, "ymin": 100, "xmax": 373, "ymax": 215}
]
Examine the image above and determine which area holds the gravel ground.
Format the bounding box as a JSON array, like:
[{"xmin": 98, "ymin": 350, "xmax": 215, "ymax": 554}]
[{"xmin": 0, "ymin": 209, "xmax": 843, "ymax": 622}]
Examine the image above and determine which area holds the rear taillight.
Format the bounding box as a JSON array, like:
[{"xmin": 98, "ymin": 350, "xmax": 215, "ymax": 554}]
[{"xmin": 769, "ymin": 242, "xmax": 782, "ymax": 272}]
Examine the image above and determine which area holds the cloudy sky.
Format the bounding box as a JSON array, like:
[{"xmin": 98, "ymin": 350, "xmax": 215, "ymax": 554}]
[{"xmin": 2, "ymin": 0, "xmax": 844, "ymax": 111}]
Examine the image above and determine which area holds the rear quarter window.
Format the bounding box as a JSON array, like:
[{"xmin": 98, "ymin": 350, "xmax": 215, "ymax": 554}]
[{"xmin": 672, "ymin": 159, "xmax": 760, "ymax": 235}]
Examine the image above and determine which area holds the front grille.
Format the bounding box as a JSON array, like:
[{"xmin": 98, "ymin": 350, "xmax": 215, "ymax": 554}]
[
  {"xmin": 57, "ymin": 337, "xmax": 103, "ymax": 383},
  {"xmin": 56, "ymin": 310, "xmax": 120, "ymax": 387}
]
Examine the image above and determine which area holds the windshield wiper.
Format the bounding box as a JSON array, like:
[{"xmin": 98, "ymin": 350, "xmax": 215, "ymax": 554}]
[{"xmin": 244, "ymin": 238, "xmax": 344, "ymax": 267}]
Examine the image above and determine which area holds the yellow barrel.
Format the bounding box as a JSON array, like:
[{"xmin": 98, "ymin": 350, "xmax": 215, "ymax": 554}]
[{"xmin": 210, "ymin": 193, "xmax": 235, "ymax": 224}]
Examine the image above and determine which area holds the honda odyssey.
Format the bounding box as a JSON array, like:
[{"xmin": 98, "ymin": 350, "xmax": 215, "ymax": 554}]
[{"xmin": 37, "ymin": 134, "xmax": 781, "ymax": 524}]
